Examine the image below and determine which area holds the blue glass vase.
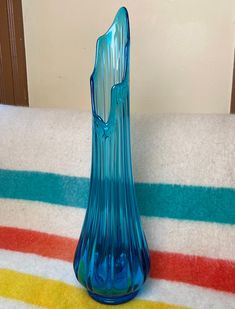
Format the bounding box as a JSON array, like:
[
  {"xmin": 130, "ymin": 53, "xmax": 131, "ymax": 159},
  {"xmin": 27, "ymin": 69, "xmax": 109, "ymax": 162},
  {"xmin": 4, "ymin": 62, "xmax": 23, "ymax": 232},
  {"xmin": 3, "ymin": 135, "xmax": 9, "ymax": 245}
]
[{"xmin": 73, "ymin": 7, "xmax": 150, "ymax": 305}]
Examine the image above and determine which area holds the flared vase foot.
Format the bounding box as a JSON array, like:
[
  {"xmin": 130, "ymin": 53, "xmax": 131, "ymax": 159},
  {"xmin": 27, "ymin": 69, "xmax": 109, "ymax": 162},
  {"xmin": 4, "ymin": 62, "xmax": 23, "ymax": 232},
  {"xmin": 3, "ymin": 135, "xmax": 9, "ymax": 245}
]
[{"xmin": 88, "ymin": 290, "xmax": 139, "ymax": 305}]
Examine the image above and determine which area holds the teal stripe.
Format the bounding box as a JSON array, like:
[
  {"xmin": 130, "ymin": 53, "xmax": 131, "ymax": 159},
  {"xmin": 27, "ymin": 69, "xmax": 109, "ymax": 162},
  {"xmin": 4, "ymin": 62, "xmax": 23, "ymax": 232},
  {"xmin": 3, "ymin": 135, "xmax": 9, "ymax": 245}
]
[
  {"xmin": 0, "ymin": 169, "xmax": 89, "ymax": 209},
  {"xmin": 0, "ymin": 169, "xmax": 235, "ymax": 224}
]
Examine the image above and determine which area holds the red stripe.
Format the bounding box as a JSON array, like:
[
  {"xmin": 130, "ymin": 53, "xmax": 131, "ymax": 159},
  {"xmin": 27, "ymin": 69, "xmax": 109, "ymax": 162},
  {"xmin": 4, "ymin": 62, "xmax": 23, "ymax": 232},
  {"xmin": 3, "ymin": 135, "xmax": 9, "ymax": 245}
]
[
  {"xmin": 0, "ymin": 226, "xmax": 77, "ymax": 262},
  {"xmin": 150, "ymin": 251, "xmax": 235, "ymax": 294},
  {"xmin": 0, "ymin": 226, "xmax": 234, "ymax": 293}
]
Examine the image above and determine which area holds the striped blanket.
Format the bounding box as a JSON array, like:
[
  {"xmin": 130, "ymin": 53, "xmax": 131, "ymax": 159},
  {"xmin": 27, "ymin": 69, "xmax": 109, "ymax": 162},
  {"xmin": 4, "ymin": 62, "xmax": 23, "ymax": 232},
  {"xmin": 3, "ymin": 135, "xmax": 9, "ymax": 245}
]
[{"xmin": 0, "ymin": 105, "xmax": 235, "ymax": 309}]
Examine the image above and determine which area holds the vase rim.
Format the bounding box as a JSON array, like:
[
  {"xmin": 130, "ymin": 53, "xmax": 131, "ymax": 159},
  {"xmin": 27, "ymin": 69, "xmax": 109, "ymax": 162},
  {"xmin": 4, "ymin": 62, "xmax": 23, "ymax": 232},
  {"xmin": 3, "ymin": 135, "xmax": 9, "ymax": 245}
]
[{"xmin": 90, "ymin": 7, "xmax": 130, "ymax": 126}]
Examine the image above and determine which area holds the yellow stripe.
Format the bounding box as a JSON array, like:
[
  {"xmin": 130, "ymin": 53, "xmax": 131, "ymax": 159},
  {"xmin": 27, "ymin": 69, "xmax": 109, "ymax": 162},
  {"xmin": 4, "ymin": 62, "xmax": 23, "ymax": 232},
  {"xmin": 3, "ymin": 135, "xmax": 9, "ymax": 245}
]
[{"xmin": 0, "ymin": 269, "xmax": 189, "ymax": 309}]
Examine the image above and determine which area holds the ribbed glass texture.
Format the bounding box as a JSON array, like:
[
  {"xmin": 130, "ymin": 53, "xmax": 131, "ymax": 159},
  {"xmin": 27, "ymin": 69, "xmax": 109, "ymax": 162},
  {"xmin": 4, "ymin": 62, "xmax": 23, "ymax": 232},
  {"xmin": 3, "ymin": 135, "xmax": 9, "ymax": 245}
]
[{"xmin": 73, "ymin": 7, "xmax": 150, "ymax": 305}]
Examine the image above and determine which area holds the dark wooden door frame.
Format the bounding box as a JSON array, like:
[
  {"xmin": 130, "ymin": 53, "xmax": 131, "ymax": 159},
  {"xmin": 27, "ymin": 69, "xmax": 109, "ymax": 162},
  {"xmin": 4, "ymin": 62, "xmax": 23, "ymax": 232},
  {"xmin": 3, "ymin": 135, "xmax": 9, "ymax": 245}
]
[
  {"xmin": 230, "ymin": 50, "xmax": 235, "ymax": 113},
  {"xmin": 0, "ymin": 0, "xmax": 28, "ymax": 106}
]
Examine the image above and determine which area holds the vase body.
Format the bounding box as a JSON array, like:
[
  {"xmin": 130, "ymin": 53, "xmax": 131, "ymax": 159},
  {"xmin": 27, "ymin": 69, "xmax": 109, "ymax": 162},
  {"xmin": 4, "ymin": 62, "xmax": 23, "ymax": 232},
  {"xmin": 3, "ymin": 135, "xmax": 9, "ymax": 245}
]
[{"xmin": 73, "ymin": 7, "xmax": 150, "ymax": 305}]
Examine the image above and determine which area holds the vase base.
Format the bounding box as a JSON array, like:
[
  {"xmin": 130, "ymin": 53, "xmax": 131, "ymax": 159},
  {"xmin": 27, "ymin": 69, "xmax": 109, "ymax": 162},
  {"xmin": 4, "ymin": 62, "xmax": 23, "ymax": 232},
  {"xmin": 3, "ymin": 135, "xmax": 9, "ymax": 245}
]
[{"xmin": 88, "ymin": 290, "xmax": 138, "ymax": 305}]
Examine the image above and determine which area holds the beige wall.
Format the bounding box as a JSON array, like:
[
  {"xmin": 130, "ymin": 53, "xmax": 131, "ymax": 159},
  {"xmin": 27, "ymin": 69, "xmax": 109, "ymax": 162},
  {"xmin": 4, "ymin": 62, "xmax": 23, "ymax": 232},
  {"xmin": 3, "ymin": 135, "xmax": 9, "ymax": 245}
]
[{"xmin": 22, "ymin": 0, "xmax": 235, "ymax": 113}]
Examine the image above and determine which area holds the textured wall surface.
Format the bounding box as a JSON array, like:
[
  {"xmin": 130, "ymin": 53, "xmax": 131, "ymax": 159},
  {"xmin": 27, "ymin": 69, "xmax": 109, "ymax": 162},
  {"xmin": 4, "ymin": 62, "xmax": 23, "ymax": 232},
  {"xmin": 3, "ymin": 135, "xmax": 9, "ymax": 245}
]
[{"xmin": 22, "ymin": 0, "xmax": 235, "ymax": 113}]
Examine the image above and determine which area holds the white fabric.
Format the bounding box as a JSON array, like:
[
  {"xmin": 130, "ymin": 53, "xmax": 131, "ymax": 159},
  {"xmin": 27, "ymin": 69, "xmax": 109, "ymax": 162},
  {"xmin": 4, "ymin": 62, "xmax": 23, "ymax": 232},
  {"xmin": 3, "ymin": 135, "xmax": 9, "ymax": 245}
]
[
  {"xmin": 0, "ymin": 104, "xmax": 235, "ymax": 188},
  {"xmin": 1, "ymin": 198, "xmax": 234, "ymax": 260}
]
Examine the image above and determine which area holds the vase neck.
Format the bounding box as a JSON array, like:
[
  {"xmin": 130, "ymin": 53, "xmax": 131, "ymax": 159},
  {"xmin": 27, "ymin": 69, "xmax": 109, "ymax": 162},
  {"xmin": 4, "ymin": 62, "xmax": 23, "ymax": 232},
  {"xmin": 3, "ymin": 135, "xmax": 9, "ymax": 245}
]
[{"xmin": 91, "ymin": 86, "xmax": 133, "ymax": 187}]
